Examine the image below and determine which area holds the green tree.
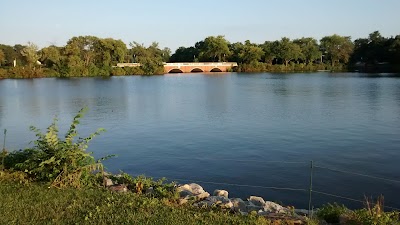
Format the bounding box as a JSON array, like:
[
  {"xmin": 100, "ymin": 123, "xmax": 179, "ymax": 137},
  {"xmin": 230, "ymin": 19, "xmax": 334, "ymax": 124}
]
[
  {"xmin": 388, "ymin": 35, "xmax": 400, "ymax": 64},
  {"xmin": 228, "ymin": 42, "xmax": 244, "ymax": 63},
  {"xmin": 260, "ymin": 41, "xmax": 278, "ymax": 64},
  {"xmin": 40, "ymin": 45, "xmax": 61, "ymax": 68},
  {"xmin": 0, "ymin": 49, "xmax": 4, "ymax": 66},
  {"xmin": 293, "ymin": 37, "xmax": 321, "ymax": 64},
  {"xmin": 161, "ymin": 47, "xmax": 171, "ymax": 62},
  {"xmin": 63, "ymin": 36, "xmax": 101, "ymax": 76},
  {"xmin": 276, "ymin": 37, "xmax": 302, "ymax": 66},
  {"xmin": 21, "ymin": 42, "xmax": 40, "ymax": 67},
  {"xmin": 170, "ymin": 46, "xmax": 199, "ymax": 62},
  {"xmin": 65, "ymin": 36, "xmax": 99, "ymax": 67},
  {"xmin": 320, "ymin": 34, "xmax": 354, "ymax": 67},
  {"xmin": 238, "ymin": 41, "xmax": 264, "ymax": 64},
  {"xmin": 96, "ymin": 38, "xmax": 127, "ymax": 66},
  {"xmin": 129, "ymin": 42, "xmax": 165, "ymax": 75},
  {"xmin": 352, "ymin": 31, "xmax": 388, "ymax": 64},
  {"xmin": 352, "ymin": 38, "xmax": 369, "ymax": 63},
  {"xmin": 0, "ymin": 44, "xmax": 18, "ymax": 66},
  {"xmin": 198, "ymin": 35, "xmax": 231, "ymax": 62},
  {"xmin": 13, "ymin": 44, "xmax": 27, "ymax": 66}
]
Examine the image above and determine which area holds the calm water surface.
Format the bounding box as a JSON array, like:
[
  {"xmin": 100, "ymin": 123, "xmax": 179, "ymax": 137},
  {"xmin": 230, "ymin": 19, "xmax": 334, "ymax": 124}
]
[{"xmin": 1, "ymin": 72, "xmax": 400, "ymax": 209}]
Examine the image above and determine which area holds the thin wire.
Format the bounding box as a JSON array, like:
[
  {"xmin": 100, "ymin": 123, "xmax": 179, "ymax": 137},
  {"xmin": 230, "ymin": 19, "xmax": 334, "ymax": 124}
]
[
  {"xmin": 313, "ymin": 190, "xmax": 365, "ymax": 203},
  {"xmin": 385, "ymin": 205, "xmax": 400, "ymax": 211},
  {"xmin": 127, "ymin": 155, "xmax": 308, "ymax": 165},
  {"xmin": 313, "ymin": 190, "xmax": 400, "ymax": 211},
  {"xmin": 314, "ymin": 165, "xmax": 400, "ymax": 184},
  {"xmin": 128, "ymin": 172, "xmax": 400, "ymax": 211},
  {"xmin": 135, "ymin": 174, "xmax": 308, "ymax": 192}
]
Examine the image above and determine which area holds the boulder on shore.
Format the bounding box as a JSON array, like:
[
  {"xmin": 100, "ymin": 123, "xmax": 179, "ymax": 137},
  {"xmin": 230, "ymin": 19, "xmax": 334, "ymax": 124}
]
[
  {"xmin": 103, "ymin": 177, "xmax": 113, "ymax": 187},
  {"xmin": 249, "ymin": 196, "xmax": 266, "ymax": 207},
  {"xmin": 176, "ymin": 183, "xmax": 209, "ymax": 203},
  {"xmin": 197, "ymin": 196, "xmax": 233, "ymax": 209},
  {"xmin": 213, "ymin": 189, "xmax": 229, "ymax": 198}
]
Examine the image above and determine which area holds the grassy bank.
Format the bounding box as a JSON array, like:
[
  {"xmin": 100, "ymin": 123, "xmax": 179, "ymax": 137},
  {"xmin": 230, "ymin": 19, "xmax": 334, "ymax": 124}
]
[{"xmin": 0, "ymin": 181, "xmax": 269, "ymax": 225}]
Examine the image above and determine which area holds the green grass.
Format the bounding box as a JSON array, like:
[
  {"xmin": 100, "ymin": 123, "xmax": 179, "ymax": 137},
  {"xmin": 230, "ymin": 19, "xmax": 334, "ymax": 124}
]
[{"xmin": 0, "ymin": 182, "xmax": 270, "ymax": 225}]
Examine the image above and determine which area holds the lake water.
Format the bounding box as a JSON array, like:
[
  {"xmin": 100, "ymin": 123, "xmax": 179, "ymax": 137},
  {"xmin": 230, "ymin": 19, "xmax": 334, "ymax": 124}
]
[{"xmin": 1, "ymin": 72, "xmax": 400, "ymax": 209}]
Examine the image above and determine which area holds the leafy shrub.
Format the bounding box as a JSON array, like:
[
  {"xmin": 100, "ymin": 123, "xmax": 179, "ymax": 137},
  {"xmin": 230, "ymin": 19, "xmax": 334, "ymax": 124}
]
[
  {"xmin": 111, "ymin": 67, "xmax": 126, "ymax": 76},
  {"xmin": 0, "ymin": 68, "xmax": 7, "ymax": 79},
  {"xmin": 4, "ymin": 149, "xmax": 36, "ymax": 170},
  {"xmin": 316, "ymin": 203, "xmax": 349, "ymax": 223},
  {"xmin": 8, "ymin": 108, "xmax": 109, "ymax": 188},
  {"xmin": 343, "ymin": 197, "xmax": 400, "ymax": 225},
  {"xmin": 112, "ymin": 173, "xmax": 177, "ymax": 199},
  {"xmin": 0, "ymin": 170, "xmax": 30, "ymax": 184},
  {"xmin": 345, "ymin": 209, "xmax": 400, "ymax": 225}
]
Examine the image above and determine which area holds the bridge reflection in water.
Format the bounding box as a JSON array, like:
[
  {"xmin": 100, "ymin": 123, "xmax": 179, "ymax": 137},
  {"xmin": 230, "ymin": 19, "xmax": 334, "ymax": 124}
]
[{"xmin": 116, "ymin": 62, "xmax": 238, "ymax": 73}]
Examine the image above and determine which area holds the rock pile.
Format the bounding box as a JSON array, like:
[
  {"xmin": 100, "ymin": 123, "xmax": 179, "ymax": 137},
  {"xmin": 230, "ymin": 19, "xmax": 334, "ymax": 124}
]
[
  {"xmin": 104, "ymin": 177, "xmax": 128, "ymax": 193},
  {"xmin": 177, "ymin": 183, "xmax": 307, "ymax": 224},
  {"xmin": 104, "ymin": 177, "xmax": 307, "ymax": 223}
]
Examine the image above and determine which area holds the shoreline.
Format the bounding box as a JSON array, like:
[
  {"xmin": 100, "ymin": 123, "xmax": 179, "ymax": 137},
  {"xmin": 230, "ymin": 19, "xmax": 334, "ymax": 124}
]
[{"xmin": 1, "ymin": 68, "xmax": 399, "ymax": 80}]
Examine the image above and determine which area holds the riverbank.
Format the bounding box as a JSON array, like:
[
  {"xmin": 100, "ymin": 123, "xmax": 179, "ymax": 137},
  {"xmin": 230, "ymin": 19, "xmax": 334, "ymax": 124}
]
[
  {"xmin": 0, "ymin": 180, "xmax": 269, "ymax": 225},
  {"xmin": 1, "ymin": 168, "xmax": 315, "ymax": 225},
  {"xmin": 2, "ymin": 172, "xmax": 399, "ymax": 225},
  {"xmin": 2, "ymin": 64, "xmax": 399, "ymax": 79}
]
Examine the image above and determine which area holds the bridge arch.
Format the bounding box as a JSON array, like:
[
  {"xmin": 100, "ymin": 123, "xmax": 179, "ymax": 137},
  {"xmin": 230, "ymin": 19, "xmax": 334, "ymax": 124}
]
[
  {"xmin": 168, "ymin": 68, "xmax": 184, "ymax": 73},
  {"xmin": 210, "ymin": 68, "xmax": 223, "ymax": 72},
  {"xmin": 191, "ymin": 68, "xmax": 204, "ymax": 73}
]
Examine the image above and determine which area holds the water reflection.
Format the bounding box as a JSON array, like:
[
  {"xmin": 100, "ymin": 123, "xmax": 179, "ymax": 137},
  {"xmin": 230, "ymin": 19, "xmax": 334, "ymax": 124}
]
[{"xmin": 203, "ymin": 75, "xmax": 231, "ymax": 121}]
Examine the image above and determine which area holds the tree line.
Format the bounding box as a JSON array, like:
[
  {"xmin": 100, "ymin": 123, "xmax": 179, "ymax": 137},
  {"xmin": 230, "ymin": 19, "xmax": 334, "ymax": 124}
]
[{"xmin": 0, "ymin": 31, "xmax": 399, "ymax": 78}]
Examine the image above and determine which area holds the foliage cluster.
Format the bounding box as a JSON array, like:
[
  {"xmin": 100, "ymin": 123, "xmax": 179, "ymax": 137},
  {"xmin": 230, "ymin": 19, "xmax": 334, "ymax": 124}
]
[
  {"xmin": 316, "ymin": 203, "xmax": 349, "ymax": 223},
  {"xmin": 0, "ymin": 36, "xmax": 169, "ymax": 78},
  {"xmin": 2, "ymin": 108, "xmax": 107, "ymax": 188},
  {"xmin": 111, "ymin": 173, "xmax": 178, "ymax": 199},
  {"xmin": 1, "ymin": 31, "xmax": 399, "ymax": 78},
  {"xmin": 0, "ymin": 108, "xmax": 177, "ymax": 198},
  {"xmin": 316, "ymin": 198, "xmax": 400, "ymax": 225}
]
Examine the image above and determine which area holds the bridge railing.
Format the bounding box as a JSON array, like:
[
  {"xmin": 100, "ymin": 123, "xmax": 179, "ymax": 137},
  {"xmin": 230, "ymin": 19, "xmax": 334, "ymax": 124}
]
[
  {"xmin": 115, "ymin": 63, "xmax": 141, "ymax": 68},
  {"xmin": 164, "ymin": 62, "xmax": 238, "ymax": 67},
  {"xmin": 115, "ymin": 62, "xmax": 238, "ymax": 68}
]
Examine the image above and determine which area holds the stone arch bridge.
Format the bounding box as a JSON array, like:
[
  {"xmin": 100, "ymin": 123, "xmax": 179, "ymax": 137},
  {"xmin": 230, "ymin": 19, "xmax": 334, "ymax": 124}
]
[{"xmin": 116, "ymin": 62, "xmax": 238, "ymax": 73}]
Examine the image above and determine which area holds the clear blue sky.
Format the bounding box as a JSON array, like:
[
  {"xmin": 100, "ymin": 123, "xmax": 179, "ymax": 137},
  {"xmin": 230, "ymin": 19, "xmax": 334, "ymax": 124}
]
[{"xmin": 0, "ymin": 0, "xmax": 399, "ymax": 51}]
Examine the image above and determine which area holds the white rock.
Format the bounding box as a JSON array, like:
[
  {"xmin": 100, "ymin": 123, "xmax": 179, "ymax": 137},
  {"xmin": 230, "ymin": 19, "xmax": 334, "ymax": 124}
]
[
  {"xmin": 103, "ymin": 178, "xmax": 113, "ymax": 187},
  {"xmin": 206, "ymin": 196, "xmax": 233, "ymax": 209},
  {"xmin": 264, "ymin": 201, "xmax": 287, "ymax": 213},
  {"xmin": 213, "ymin": 189, "xmax": 229, "ymax": 198},
  {"xmin": 177, "ymin": 184, "xmax": 192, "ymax": 193},
  {"xmin": 188, "ymin": 183, "xmax": 205, "ymax": 195},
  {"xmin": 249, "ymin": 196, "xmax": 266, "ymax": 207},
  {"xmin": 196, "ymin": 192, "xmax": 210, "ymax": 200}
]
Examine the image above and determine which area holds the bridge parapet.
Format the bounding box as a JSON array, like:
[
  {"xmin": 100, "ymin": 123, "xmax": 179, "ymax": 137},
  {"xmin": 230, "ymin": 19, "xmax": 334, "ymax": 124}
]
[
  {"xmin": 116, "ymin": 63, "xmax": 141, "ymax": 68},
  {"xmin": 115, "ymin": 62, "xmax": 238, "ymax": 73},
  {"xmin": 165, "ymin": 62, "xmax": 238, "ymax": 67}
]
